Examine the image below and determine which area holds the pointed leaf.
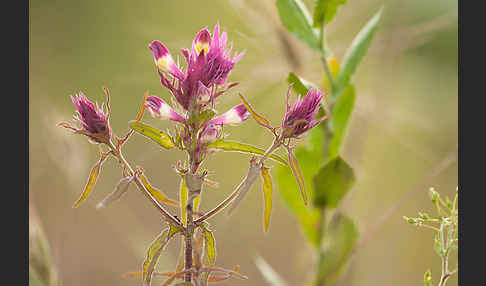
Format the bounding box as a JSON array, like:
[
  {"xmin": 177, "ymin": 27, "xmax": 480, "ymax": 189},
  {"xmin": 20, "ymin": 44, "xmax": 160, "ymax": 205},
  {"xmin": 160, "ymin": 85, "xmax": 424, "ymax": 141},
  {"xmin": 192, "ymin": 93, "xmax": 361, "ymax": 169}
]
[
  {"xmin": 142, "ymin": 226, "xmax": 182, "ymax": 286},
  {"xmin": 179, "ymin": 174, "xmax": 188, "ymax": 227},
  {"xmin": 317, "ymin": 214, "xmax": 358, "ymax": 285},
  {"xmin": 287, "ymin": 72, "xmax": 315, "ymax": 97},
  {"xmin": 255, "ymin": 255, "xmax": 290, "ymax": 286},
  {"xmin": 334, "ymin": 8, "xmax": 383, "ymax": 96},
  {"xmin": 139, "ymin": 174, "xmax": 179, "ymax": 207},
  {"xmin": 239, "ymin": 94, "xmax": 271, "ymax": 128},
  {"xmin": 203, "ymin": 229, "xmax": 216, "ymax": 267},
  {"xmin": 313, "ymin": 0, "xmax": 347, "ymax": 27},
  {"xmin": 136, "ymin": 91, "xmax": 149, "ymax": 121},
  {"xmin": 261, "ymin": 167, "xmax": 273, "ymax": 232},
  {"xmin": 275, "ymin": 127, "xmax": 325, "ymax": 247},
  {"xmin": 129, "ymin": 120, "xmax": 176, "ymax": 149},
  {"xmin": 96, "ymin": 176, "xmax": 134, "ymax": 209},
  {"xmin": 276, "ymin": 0, "xmax": 320, "ymax": 51},
  {"xmin": 288, "ymin": 149, "xmax": 308, "ymax": 205},
  {"xmin": 72, "ymin": 150, "xmax": 110, "ymax": 208},
  {"xmin": 328, "ymin": 84, "xmax": 355, "ymax": 158},
  {"xmin": 313, "ymin": 156, "xmax": 355, "ymax": 208},
  {"xmin": 205, "ymin": 140, "xmax": 288, "ymax": 166}
]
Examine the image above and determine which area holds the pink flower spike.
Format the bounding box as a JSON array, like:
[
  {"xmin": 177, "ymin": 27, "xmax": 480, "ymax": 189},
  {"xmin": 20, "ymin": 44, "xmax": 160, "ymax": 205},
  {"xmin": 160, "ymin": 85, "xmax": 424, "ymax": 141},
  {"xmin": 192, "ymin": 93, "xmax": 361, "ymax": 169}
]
[
  {"xmin": 145, "ymin": 96, "xmax": 186, "ymax": 123},
  {"xmin": 282, "ymin": 88, "xmax": 326, "ymax": 138},
  {"xmin": 148, "ymin": 40, "xmax": 184, "ymax": 80},
  {"xmin": 70, "ymin": 92, "xmax": 111, "ymax": 144},
  {"xmin": 210, "ymin": 104, "xmax": 250, "ymax": 126}
]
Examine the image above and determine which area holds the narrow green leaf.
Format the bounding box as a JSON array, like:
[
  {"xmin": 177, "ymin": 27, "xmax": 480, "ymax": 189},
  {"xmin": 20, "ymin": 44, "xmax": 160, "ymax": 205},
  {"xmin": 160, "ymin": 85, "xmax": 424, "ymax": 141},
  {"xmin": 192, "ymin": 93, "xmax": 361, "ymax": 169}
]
[
  {"xmin": 96, "ymin": 176, "xmax": 134, "ymax": 209},
  {"xmin": 275, "ymin": 127, "xmax": 325, "ymax": 247},
  {"xmin": 328, "ymin": 84, "xmax": 355, "ymax": 158},
  {"xmin": 128, "ymin": 120, "xmax": 175, "ymax": 149},
  {"xmin": 313, "ymin": 156, "xmax": 355, "ymax": 208},
  {"xmin": 276, "ymin": 0, "xmax": 320, "ymax": 51},
  {"xmin": 255, "ymin": 255, "xmax": 290, "ymax": 286},
  {"xmin": 142, "ymin": 226, "xmax": 182, "ymax": 286},
  {"xmin": 205, "ymin": 140, "xmax": 288, "ymax": 166},
  {"xmin": 313, "ymin": 0, "xmax": 347, "ymax": 27},
  {"xmin": 239, "ymin": 93, "xmax": 272, "ymax": 128},
  {"xmin": 261, "ymin": 167, "xmax": 273, "ymax": 233},
  {"xmin": 179, "ymin": 174, "xmax": 188, "ymax": 227},
  {"xmin": 317, "ymin": 214, "xmax": 358, "ymax": 286},
  {"xmin": 287, "ymin": 72, "xmax": 315, "ymax": 96},
  {"xmin": 139, "ymin": 174, "xmax": 179, "ymax": 207},
  {"xmin": 334, "ymin": 8, "xmax": 383, "ymax": 96},
  {"xmin": 288, "ymin": 149, "xmax": 308, "ymax": 205},
  {"xmin": 72, "ymin": 150, "xmax": 109, "ymax": 208},
  {"xmin": 203, "ymin": 228, "xmax": 216, "ymax": 267}
]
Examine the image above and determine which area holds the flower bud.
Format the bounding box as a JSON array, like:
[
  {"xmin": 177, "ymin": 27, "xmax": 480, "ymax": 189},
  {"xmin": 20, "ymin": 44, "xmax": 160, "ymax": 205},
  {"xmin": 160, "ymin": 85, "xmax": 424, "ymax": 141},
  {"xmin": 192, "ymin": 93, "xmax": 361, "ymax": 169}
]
[
  {"xmin": 149, "ymin": 40, "xmax": 184, "ymax": 80},
  {"xmin": 210, "ymin": 104, "xmax": 250, "ymax": 126},
  {"xmin": 193, "ymin": 28, "xmax": 211, "ymax": 55},
  {"xmin": 145, "ymin": 96, "xmax": 186, "ymax": 123},
  {"xmin": 71, "ymin": 92, "xmax": 111, "ymax": 144}
]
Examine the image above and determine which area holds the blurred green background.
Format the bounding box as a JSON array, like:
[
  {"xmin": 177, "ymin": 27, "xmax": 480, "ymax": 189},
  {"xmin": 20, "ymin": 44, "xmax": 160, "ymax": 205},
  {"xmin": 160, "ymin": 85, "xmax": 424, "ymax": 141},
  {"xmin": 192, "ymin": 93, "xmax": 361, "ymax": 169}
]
[{"xmin": 29, "ymin": 0, "xmax": 457, "ymax": 285}]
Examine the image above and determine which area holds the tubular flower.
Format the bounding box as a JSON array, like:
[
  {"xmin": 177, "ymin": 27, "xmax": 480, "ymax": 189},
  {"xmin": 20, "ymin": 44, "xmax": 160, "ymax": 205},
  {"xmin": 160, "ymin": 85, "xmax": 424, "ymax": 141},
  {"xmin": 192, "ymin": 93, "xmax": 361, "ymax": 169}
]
[
  {"xmin": 145, "ymin": 96, "xmax": 186, "ymax": 123},
  {"xmin": 198, "ymin": 122, "xmax": 221, "ymax": 145},
  {"xmin": 70, "ymin": 92, "xmax": 112, "ymax": 144},
  {"xmin": 210, "ymin": 104, "xmax": 250, "ymax": 126},
  {"xmin": 149, "ymin": 23, "xmax": 244, "ymax": 110},
  {"xmin": 282, "ymin": 88, "xmax": 327, "ymax": 138}
]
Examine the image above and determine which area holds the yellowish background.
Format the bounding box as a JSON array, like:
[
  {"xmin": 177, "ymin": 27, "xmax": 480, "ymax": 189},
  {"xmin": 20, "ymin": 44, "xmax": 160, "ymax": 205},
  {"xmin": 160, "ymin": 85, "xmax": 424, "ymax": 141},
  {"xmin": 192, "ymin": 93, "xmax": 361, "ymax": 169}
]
[{"xmin": 29, "ymin": 0, "xmax": 458, "ymax": 285}]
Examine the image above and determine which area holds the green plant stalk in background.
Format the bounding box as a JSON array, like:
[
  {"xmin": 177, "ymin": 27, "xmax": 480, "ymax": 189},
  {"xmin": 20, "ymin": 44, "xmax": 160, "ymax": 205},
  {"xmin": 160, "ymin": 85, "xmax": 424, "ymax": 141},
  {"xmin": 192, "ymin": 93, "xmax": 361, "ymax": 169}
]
[{"xmin": 256, "ymin": 1, "xmax": 383, "ymax": 285}]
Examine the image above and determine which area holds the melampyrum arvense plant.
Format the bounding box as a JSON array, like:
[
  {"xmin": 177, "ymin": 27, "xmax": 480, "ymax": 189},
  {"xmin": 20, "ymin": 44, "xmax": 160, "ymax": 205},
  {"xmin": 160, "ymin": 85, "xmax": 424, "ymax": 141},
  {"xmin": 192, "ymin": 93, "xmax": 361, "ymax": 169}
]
[
  {"xmin": 58, "ymin": 23, "xmax": 328, "ymax": 286},
  {"xmin": 404, "ymin": 187, "xmax": 458, "ymax": 286}
]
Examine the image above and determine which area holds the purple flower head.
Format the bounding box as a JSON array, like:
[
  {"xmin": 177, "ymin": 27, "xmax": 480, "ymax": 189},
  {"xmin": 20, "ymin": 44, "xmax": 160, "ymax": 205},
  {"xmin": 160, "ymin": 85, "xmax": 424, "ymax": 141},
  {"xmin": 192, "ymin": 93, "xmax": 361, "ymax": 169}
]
[
  {"xmin": 210, "ymin": 104, "xmax": 250, "ymax": 126},
  {"xmin": 150, "ymin": 23, "xmax": 243, "ymax": 110},
  {"xmin": 71, "ymin": 92, "xmax": 111, "ymax": 143},
  {"xmin": 145, "ymin": 96, "xmax": 186, "ymax": 123},
  {"xmin": 282, "ymin": 88, "xmax": 326, "ymax": 138}
]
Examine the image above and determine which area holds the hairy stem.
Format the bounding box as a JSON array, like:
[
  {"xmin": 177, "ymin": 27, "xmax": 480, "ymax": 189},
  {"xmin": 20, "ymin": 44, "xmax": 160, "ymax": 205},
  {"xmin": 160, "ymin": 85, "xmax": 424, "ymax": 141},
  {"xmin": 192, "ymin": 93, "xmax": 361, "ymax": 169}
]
[{"xmin": 107, "ymin": 141, "xmax": 181, "ymax": 227}]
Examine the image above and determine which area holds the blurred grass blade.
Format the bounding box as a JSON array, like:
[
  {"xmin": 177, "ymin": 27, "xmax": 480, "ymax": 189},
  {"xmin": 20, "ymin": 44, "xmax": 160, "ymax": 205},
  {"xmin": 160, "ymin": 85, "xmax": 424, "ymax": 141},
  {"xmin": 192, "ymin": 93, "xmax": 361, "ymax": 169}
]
[
  {"xmin": 142, "ymin": 226, "xmax": 182, "ymax": 286},
  {"xmin": 317, "ymin": 214, "xmax": 359, "ymax": 286},
  {"xmin": 313, "ymin": 156, "xmax": 355, "ymax": 208},
  {"xmin": 179, "ymin": 174, "xmax": 188, "ymax": 227},
  {"xmin": 287, "ymin": 72, "xmax": 315, "ymax": 96},
  {"xmin": 128, "ymin": 120, "xmax": 176, "ymax": 149},
  {"xmin": 139, "ymin": 173, "xmax": 179, "ymax": 207},
  {"xmin": 288, "ymin": 149, "xmax": 308, "ymax": 205},
  {"xmin": 334, "ymin": 8, "xmax": 383, "ymax": 96},
  {"xmin": 72, "ymin": 150, "xmax": 110, "ymax": 208},
  {"xmin": 328, "ymin": 84, "xmax": 355, "ymax": 158},
  {"xmin": 276, "ymin": 0, "xmax": 320, "ymax": 51},
  {"xmin": 255, "ymin": 255, "xmax": 290, "ymax": 286},
  {"xmin": 313, "ymin": 0, "xmax": 347, "ymax": 27},
  {"xmin": 239, "ymin": 93, "xmax": 272, "ymax": 128},
  {"xmin": 96, "ymin": 176, "xmax": 134, "ymax": 209},
  {"xmin": 205, "ymin": 140, "xmax": 288, "ymax": 166},
  {"xmin": 261, "ymin": 167, "xmax": 273, "ymax": 233}
]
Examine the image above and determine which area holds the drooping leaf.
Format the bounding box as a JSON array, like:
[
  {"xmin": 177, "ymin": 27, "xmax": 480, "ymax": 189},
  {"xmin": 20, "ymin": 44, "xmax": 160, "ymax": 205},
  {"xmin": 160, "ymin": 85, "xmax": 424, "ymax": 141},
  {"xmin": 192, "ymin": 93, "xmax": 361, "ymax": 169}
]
[
  {"xmin": 96, "ymin": 176, "xmax": 134, "ymax": 209},
  {"xmin": 142, "ymin": 226, "xmax": 182, "ymax": 286},
  {"xmin": 239, "ymin": 93, "xmax": 272, "ymax": 128},
  {"xmin": 261, "ymin": 167, "xmax": 273, "ymax": 233},
  {"xmin": 287, "ymin": 72, "xmax": 315, "ymax": 97},
  {"xmin": 203, "ymin": 228, "xmax": 216, "ymax": 267},
  {"xmin": 288, "ymin": 149, "xmax": 308, "ymax": 205},
  {"xmin": 139, "ymin": 173, "xmax": 179, "ymax": 207},
  {"xmin": 334, "ymin": 8, "xmax": 383, "ymax": 96},
  {"xmin": 328, "ymin": 84, "xmax": 355, "ymax": 158},
  {"xmin": 205, "ymin": 140, "xmax": 288, "ymax": 166},
  {"xmin": 313, "ymin": 0, "xmax": 347, "ymax": 27},
  {"xmin": 317, "ymin": 214, "xmax": 358, "ymax": 286},
  {"xmin": 179, "ymin": 174, "xmax": 188, "ymax": 227},
  {"xmin": 313, "ymin": 156, "xmax": 355, "ymax": 208},
  {"xmin": 72, "ymin": 150, "xmax": 110, "ymax": 208},
  {"xmin": 255, "ymin": 255, "xmax": 290, "ymax": 286},
  {"xmin": 275, "ymin": 126, "xmax": 325, "ymax": 247},
  {"xmin": 128, "ymin": 120, "xmax": 176, "ymax": 149},
  {"xmin": 276, "ymin": 0, "xmax": 320, "ymax": 51}
]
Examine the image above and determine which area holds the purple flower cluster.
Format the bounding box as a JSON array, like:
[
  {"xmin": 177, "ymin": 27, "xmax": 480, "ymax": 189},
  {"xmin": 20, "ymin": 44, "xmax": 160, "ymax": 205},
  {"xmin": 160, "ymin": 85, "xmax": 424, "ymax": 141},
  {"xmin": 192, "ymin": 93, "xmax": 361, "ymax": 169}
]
[
  {"xmin": 282, "ymin": 88, "xmax": 326, "ymax": 138},
  {"xmin": 71, "ymin": 92, "xmax": 111, "ymax": 143}
]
